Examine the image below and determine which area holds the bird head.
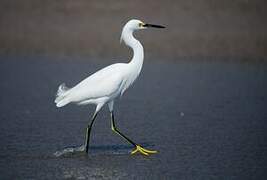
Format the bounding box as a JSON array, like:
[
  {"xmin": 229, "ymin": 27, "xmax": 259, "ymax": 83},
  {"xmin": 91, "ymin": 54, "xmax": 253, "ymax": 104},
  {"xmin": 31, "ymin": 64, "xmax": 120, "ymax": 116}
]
[{"xmin": 120, "ymin": 19, "xmax": 165, "ymax": 43}]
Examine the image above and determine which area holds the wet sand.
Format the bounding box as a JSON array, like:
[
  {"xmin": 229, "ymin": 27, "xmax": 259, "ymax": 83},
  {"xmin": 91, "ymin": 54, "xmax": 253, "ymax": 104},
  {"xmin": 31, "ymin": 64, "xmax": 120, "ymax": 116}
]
[{"xmin": 0, "ymin": 56, "xmax": 266, "ymax": 179}]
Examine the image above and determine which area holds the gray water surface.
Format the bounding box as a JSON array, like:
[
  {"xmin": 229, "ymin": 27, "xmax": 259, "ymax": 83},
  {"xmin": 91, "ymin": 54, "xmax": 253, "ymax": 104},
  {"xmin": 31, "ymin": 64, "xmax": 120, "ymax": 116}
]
[{"xmin": 0, "ymin": 56, "xmax": 266, "ymax": 179}]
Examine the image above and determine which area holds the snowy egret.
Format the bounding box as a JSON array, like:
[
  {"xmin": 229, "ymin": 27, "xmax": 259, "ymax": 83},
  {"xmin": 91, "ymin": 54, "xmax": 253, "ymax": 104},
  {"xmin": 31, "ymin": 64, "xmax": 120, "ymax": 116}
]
[{"xmin": 55, "ymin": 19, "xmax": 165, "ymax": 156}]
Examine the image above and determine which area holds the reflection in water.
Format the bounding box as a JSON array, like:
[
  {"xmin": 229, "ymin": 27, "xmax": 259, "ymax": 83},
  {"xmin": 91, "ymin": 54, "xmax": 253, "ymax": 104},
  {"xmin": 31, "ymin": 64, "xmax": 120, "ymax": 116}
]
[
  {"xmin": 54, "ymin": 143, "xmax": 152, "ymax": 157},
  {"xmin": 62, "ymin": 166, "xmax": 129, "ymax": 179},
  {"xmin": 55, "ymin": 145, "xmax": 137, "ymax": 179},
  {"xmin": 54, "ymin": 145, "xmax": 85, "ymax": 157}
]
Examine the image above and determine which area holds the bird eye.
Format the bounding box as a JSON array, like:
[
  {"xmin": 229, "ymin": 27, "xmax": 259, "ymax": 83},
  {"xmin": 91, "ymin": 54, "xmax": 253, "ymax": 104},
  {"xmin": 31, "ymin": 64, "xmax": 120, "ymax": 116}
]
[{"xmin": 139, "ymin": 23, "xmax": 142, "ymax": 27}]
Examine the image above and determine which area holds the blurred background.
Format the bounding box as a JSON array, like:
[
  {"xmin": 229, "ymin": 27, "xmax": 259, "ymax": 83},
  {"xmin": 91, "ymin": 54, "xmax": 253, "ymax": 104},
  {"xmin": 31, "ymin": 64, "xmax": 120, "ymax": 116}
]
[
  {"xmin": 1, "ymin": 1, "xmax": 267, "ymax": 179},
  {"xmin": 0, "ymin": 0, "xmax": 266, "ymax": 61}
]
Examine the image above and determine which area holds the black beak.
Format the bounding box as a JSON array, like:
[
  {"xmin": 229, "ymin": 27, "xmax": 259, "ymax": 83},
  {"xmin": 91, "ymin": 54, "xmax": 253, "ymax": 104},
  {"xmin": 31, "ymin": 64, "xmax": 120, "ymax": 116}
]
[{"xmin": 143, "ymin": 23, "xmax": 165, "ymax": 28}]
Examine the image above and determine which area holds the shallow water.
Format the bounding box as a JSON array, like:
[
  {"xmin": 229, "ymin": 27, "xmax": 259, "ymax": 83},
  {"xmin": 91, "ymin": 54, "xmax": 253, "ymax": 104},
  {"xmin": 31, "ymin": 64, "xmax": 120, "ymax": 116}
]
[{"xmin": 0, "ymin": 56, "xmax": 266, "ymax": 179}]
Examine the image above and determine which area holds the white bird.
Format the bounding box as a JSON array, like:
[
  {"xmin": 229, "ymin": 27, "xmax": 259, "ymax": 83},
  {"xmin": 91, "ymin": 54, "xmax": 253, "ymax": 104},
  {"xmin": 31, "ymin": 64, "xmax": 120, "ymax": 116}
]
[{"xmin": 55, "ymin": 19, "xmax": 165, "ymax": 156}]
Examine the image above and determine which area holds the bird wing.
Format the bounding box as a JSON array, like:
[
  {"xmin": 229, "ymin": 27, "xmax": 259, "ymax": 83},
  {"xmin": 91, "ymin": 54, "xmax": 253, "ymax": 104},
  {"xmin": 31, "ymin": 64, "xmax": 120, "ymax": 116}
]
[{"xmin": 66, "ymin": 63, "xmax": 126, "ymax": 103}]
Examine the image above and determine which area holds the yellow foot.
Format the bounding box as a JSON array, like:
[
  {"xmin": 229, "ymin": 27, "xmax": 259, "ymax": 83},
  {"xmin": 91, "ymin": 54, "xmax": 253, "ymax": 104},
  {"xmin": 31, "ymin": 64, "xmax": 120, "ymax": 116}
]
[{"xmin": 131, "ymin": 145, "xmax": 158, "ymax": 156}]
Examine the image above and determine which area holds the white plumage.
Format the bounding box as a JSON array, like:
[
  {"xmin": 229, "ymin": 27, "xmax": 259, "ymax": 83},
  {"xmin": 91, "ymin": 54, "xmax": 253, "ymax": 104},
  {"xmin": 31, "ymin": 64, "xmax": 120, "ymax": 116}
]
[
  {"xmin": 54, "ymin": 19, "xmax": 165, "ymax": 155},
  {"xmin": 55, "ymin": 20, "xmax": 149, "ymax": 111},
  {"xmin": 55, "ymin": 20, "xmax": 145, "ymax": 112},
  {"xmin": 55, "ymin": 63, "xmax": 126, "ymax": 107}
]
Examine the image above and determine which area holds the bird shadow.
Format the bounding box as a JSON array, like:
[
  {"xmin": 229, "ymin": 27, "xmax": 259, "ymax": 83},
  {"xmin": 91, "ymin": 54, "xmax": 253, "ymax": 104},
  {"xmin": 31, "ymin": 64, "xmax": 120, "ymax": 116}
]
[{"xmin": 53, "ymin": 142, "xmax": 156, "ymax": 158}]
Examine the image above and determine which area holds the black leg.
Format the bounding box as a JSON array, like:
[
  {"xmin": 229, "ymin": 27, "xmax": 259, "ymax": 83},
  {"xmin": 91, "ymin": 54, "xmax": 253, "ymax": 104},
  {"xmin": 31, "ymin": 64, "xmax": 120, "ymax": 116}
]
[
  {"xmin": 110, "ymin": 111, "xmax": 136, "ymax": 146},
  {"xmin": 85, "ymin": 112, "xmax": 98, "ymax": 153}
]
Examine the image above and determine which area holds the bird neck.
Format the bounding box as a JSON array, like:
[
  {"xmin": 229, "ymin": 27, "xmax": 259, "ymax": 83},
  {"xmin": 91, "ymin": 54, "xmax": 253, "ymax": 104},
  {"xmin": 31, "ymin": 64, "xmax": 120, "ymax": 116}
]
[{"xmin": 123, "ymin": 30, "xmax": 144, "ymax": 75}]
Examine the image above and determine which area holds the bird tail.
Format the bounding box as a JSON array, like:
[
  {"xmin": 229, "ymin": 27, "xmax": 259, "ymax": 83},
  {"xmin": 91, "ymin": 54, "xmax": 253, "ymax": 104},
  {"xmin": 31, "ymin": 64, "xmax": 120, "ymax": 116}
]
[{"xmin": 55, "ymin": 83, "xmax": 71, "ymax": 107}]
